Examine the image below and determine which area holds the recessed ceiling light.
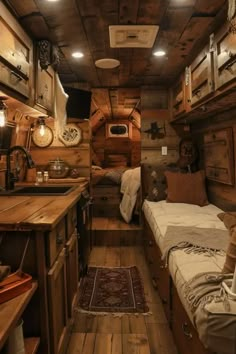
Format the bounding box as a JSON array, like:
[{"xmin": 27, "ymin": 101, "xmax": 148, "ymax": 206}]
[
  {"xmin": 153, "ymin": 50, "xmax": 166, "ymax": 57},
  {"xmin": 72, "ymin": 52, "xmax": 84, "ymax": 58},
  {"xmin": 95, "ymin": 58, "xmax": 120, "ymax": 69}
]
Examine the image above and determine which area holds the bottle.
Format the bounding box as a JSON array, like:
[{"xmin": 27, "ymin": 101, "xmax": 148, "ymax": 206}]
[
  {"xmin": 35, "ymin": 171, "xmax": 43, "ymax": 185},
  {"xmin": 43, "ymin": 171, "xmax": 49, "ymax": 183}
]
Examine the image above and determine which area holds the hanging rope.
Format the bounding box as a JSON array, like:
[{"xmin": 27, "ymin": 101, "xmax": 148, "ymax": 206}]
[{"xmin": 228, "ymin": 0, "xmax": 236, "ymax": 33}]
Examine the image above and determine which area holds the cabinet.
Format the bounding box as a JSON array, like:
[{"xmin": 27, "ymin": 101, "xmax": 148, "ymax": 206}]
[
  {"xmin": 214, "ymin": 23, "xmax": 236, "ymax": 90},
  {"xmin": 143, "ymin": 218, "xmax": 171, "ymax": 321},
  {"xmin": 172, "ymin": 73, "xmax": 187, "ymax": 118},
  {"xmin": 35, "ymin": 61, "xmax": 55, "ymax": 114},
  {"xmin": 172, "ymin": 286, "xmax": 213, "ymax": 354},
  {"xmin": 189, "ymin": 44, "xmax": 214, "ymax": 106},
  {"xmin": 48, "ymin": 248, "xmax": 68, "ymax": 354},
  {"xmin": 92, "ymin": 185, "xmax": 121, "ymax": 217},
  {"xmin": 0, "ymin": 193, "xmax": 83, "ymax": 354},
  {"xmin": 0, "ymin": 3, "xmax": 33, "ymax": 98}
]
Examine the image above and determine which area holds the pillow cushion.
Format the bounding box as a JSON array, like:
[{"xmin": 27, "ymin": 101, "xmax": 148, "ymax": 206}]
[
  {"xmin": 217, "ymin": 212, "xmax": 236, "ymax": 232},
  {"xmin": 165, "ymin": 170, "xmax": 208, "ymax": 206},
  {"xmin": 142, "ymin": 163, "xmax": 167, "ymax": 202}
]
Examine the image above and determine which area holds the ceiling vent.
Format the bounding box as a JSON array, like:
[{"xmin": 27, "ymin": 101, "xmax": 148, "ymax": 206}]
[{"xmin": 109, "ymin": 25, "xmax": 159, "ymax": 48}]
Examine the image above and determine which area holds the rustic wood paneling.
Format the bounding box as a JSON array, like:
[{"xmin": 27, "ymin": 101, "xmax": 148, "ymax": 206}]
[{"xmin": 191, "ymin": 110, "xmax": 236, "ymax": 211}]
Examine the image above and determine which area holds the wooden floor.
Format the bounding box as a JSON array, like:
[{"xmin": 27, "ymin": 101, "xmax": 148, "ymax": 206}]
[{"xmin": 66, "ymin": 217, "xmax": 178, "ymax": 354}]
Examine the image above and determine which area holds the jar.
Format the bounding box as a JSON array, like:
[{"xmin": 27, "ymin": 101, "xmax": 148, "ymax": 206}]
[
  {"xmin": 43, "ymin": 171, "xmax": 49, "ymax": 183},
  {"xmin": 36, "ymin": 171, "xmax": 43, "ymax": 184},
  {"xmin": 47, "ymin": 158, "xmax": 70, "ymax": 179}
]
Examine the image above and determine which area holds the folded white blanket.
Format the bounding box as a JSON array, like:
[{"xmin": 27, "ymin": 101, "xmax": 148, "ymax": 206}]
[{"xmin": 120, "ymin": 167, "xmax": 140, "ymax": 223}]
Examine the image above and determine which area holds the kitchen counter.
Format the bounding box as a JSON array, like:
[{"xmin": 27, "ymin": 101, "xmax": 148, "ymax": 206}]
[{"xmin": 0, "ymin": 182, "xmax": 88, "ymax": 231}]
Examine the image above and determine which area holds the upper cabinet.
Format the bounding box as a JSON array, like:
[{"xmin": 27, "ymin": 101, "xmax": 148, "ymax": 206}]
[
  {"xmin": 189, "ymin": 43, "xmax": 214, "ymax": 107},
  {"xmin": 0, "ymin": 3, "xmax": 33, "ymax": 98},
  {"xmin": 172, "ymin": 72, "xmax": 187, "ymax": 118},
  {"xmin": 171, "ymin": 20, "xmax": 236, "ymax": 123},
  {"xmin": 214, "ymin": 24, "xmax": 236, "ymax": 90},
  {"xmin": 35, "ymin": 60, "xmax": 55, "ymax": 114}
]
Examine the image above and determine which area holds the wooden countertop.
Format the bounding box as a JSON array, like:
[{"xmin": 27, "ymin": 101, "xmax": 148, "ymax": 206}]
[{"xmin": 0, "ymin": 182, "xmax": 88, "ymax": 231}]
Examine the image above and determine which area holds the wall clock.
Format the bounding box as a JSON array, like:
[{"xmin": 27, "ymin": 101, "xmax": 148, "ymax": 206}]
[
  {"xmin": 59, "ymin": 123, "xmax": 82, "ymax": 146},
  {"xmin": 31, "ymin": 125, "xmax": 54, "ymax": 148}
]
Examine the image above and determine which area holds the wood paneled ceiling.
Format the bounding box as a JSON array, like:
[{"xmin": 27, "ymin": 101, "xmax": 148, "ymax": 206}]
[{"xmin": 3, "ymin": 0, "xmax": 228, "ymax": 121}]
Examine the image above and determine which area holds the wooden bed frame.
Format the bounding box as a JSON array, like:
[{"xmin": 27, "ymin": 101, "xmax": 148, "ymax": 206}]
[{"xmin": 143, "ymin": 215, "xmax": 215, "ymax": 354}]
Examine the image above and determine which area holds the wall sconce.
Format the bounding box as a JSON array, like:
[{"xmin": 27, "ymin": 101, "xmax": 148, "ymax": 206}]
[
  {"xmin": 0, "ymin": 97, "xmax": 8, "ymax": 127},
  {"xmin": 38, "ymin": 117, "xmax": 46, "ymax": 136}
]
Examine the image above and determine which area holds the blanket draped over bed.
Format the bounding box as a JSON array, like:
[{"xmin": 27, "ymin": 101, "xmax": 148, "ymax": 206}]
[
  {"xmin": 183, "ymin": 271, "xmax": 236, "ymax": 354},
  {"xmin": 119, "ymin": 167, "xmax": 140, "ymax": 223},
  {"xmin": 162, "ymin": 226, "xmax": 228, "ymax": 264}
]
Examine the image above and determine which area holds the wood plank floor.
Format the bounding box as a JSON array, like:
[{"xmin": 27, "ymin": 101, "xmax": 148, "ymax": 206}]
[{"xmin": 66, "ymin": 217, "xmax": 178, "ymax": 354}]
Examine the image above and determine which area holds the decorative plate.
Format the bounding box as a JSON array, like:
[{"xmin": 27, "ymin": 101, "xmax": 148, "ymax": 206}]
[{"xmin": 58, "ymin": 123, "xmax": 82, "ymax": 147}]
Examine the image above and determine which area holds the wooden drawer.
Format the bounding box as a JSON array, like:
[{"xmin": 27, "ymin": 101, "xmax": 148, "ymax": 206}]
[
  {"xmin": 67, "ymin": 204, "xmax": 77, "ymax": 238},
  {"xmin": 93, "ymin": 185, "xmax": 121, "ymax": 206},
  {"xmin": 47, "ymin": 218, "xmax": 66, "ymax": 267},
  {"xmin": 190, "ymin": 44, "xmax": 214, "ymax": 106},
  {"xmin": 0, "ymin": 62, "xmax": 30, "ymax": 97},
  {"xmin": 172, "ymin": 286, "xmax": 213, "ymax": 354},
  {"xmin": 214, "ymin": 24, "xmax": 236, "ymax": 90}
]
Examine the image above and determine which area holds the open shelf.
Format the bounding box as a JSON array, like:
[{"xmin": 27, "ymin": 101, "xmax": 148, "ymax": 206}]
[{"xmin": 0, "ymin": 281, "xmax": 38, "ymax": 350}]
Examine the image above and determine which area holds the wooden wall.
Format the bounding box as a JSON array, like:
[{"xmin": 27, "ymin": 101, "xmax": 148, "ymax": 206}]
[
  {"xmin": 92, "ymin": 121, "xmax": 141, "ymax": 168},
  {"xmin": 141, "ymin": 87, "xmax": 179, "ymax": 166},
  {"xmin": 191, "ymin": 109, "xmax": 236, "ymax": 211},
  {"xmin": 0, "ymin": 113, "xmax": 91, "ymax": 188},
  {"xmin": 29, "ymin": 118, "xmax": 91, "ymax": 177}
]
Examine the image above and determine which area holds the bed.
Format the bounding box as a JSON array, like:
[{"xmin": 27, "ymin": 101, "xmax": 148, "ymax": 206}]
[{"xmin": 142, "ymin": 166, "xmax": 236, "ymax": 354}]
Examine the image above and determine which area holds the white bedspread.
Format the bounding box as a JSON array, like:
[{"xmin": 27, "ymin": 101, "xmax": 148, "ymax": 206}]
[
  {"xmin": 142, "ymin": 200, "xmax": 226, "ymax": 253},
  {"xmin": 142, "ymin": 200, "xmax": 235, "ymax": 354},
  {"xmin": 120, "ymin": 167, "xmax": 140, "ymax": 223}
]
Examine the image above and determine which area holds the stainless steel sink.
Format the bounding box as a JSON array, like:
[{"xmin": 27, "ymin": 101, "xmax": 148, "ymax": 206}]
[{"xmin": 1, "ymin": 185, "xmax": 76, "ymax": 196}]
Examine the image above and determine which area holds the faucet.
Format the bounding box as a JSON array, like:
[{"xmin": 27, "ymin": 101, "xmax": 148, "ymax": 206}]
[{"xmin": 5, "ymin": 145, "xmax": 35, "ymax": 190}]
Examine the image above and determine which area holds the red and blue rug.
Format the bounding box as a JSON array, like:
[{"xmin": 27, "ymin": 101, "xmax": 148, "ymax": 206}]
[{"xmin": 78, "ymin": 266, "xmax": 149, "ymax": 314}]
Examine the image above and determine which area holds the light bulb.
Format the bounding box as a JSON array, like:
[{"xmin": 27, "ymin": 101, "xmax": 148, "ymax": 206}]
[
  {"xmin": 39, "ymin": 124, "xmax": 45, "ymax": 136},
  {"xmin": 0, "ymin": 110, "xmax": 6, "ymax": 127},
  {"xmin": 153, "ymin": 50, "xmax": 166, "ymax": 57}
]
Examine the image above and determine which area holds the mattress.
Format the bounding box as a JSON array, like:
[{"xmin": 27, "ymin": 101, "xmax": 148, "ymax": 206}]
[{"xmin": 142, "ymin": 200, "xmax": 236, "ymax": 353}]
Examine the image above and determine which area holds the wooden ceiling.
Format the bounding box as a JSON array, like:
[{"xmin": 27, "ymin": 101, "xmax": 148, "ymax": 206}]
[{"xmin": 3, "ymin": 0, "xmax": 228, "ymax": 121}]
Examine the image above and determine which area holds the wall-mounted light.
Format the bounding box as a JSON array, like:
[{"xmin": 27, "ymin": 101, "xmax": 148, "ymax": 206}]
[
  {"xmin": 38, "ymin": 117, "xmax": 46, "ymax": 136},
  {"xmin": 153, "ymin": 50, "xmax": 166, "ymax": 57},
  {"xmin": 0, "ymin": 97, "xmax": 8, "ymax": 127},
  {"xmin": 72, "ymin": 52, "xmax": 84, "ymax": 58}
]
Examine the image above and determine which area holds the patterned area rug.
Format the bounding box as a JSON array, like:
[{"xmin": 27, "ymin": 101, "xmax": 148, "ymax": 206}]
[{"xmin": 78, "ymin": 266, "xmax": 149, "ymax": 314}]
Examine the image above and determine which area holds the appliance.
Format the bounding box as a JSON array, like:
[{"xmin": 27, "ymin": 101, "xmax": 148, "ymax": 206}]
[
  {"xmin": 64, "ymin": 87, "xmax": 92, "ymax": 119},
  {"xmin": 106, "ymin": 123, "xmax": 129, "ymax": 138},
  {"xmin": 109, "ymin": 25, "xmax": 159, "ymax": 48}
]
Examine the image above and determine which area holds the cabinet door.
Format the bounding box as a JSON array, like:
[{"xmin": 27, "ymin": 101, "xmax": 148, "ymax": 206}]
[
  {"xmin": 66, "ymin": 233, "xmax": 79, "ymax": 318},
  {"xmin": 172, "ymin": 286, "xmax": 213, "ymax": 354},
  {"xmin": 47, "ymin": 218, "xmax": 66, "ymax": 267},
  {"xmin": 36, "ymin": 61, "xmax": 54, "ymax": 113},
  {"xmin": 214, "ymin": 24, "xmax": 236, "ymax": 90},
  {"xmin": 172, "ymin": 73, "xmax": 186, "ymax": 118},
  {"xmin": 156, "ymin": 246, "xmax": 171, "ymax": 322},
  {"xmin": 48, "ymin": 248, "xmax": 68, "ymax": 354},
  {"xmin": 0, "ymin": 3, "xmax": 33, "ymax": 97},
  {"xmin": 190, "ymin": 45, "xmax": 214, "ymax": 106}
]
